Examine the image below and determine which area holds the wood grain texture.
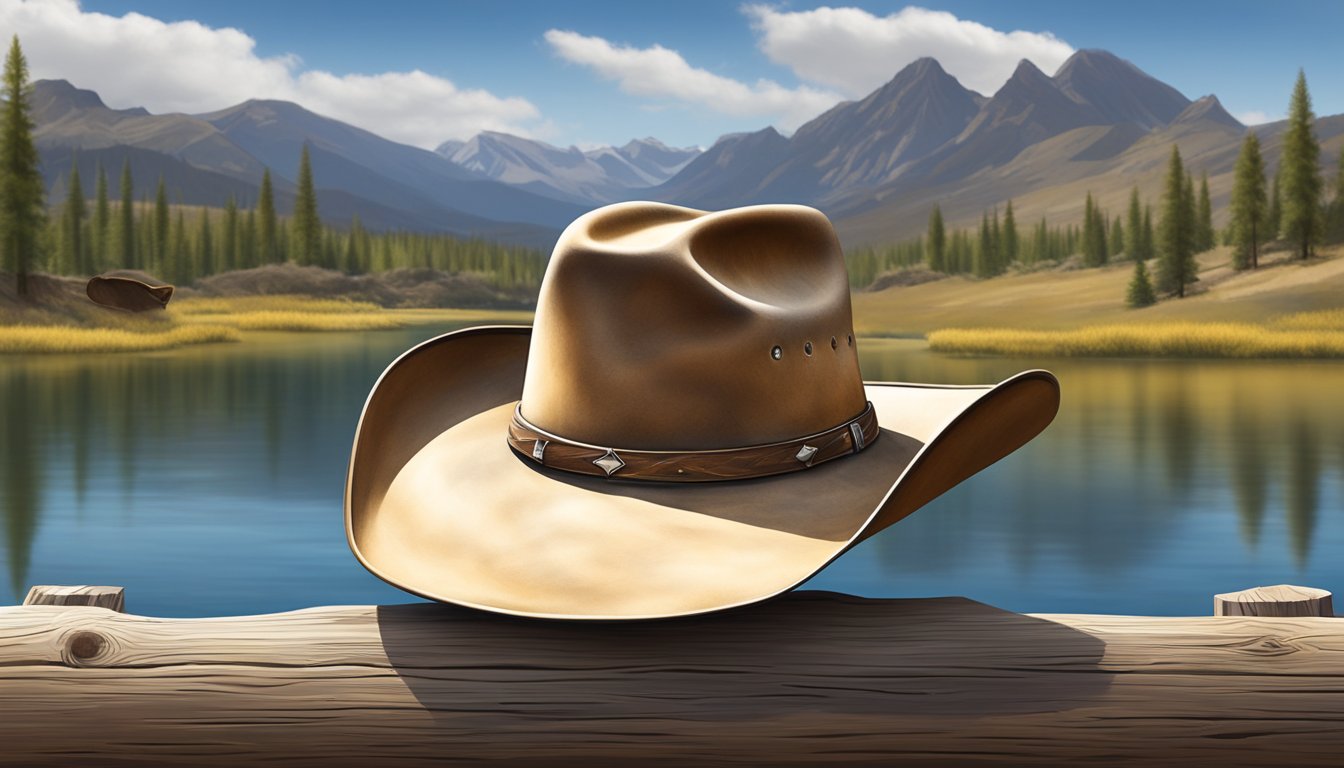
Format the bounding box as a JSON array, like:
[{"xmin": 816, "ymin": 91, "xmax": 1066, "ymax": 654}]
[
  {"xmin": 22, "ymin": 585, "xmax": 125, "ymax": 612},
  {"xmin": 1215, "ymin": 584, "xmax": 1335, "ymax": 617},
  {"xmin": 3, "ymin": 591, "xmax": 1344, "ymax": 766}
]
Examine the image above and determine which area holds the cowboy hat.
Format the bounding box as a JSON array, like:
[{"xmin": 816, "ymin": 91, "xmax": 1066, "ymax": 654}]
[
  {"xmin": 345, "ymin": 202, "xmax": 1059, "ymax": 620},
  {"xmin": 86, "ymin": 273, "xmax": 174, "ymax": 312}
]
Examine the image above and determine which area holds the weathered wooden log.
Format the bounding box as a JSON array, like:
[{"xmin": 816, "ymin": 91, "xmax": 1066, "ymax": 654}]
[
  {"xmin": 4, "ymin": 590, "xmax": 1344, "ymax": 766},
  {"xmin": 1214, "ymin": 584, "xmax": 1334, "ymax": 617},
  {"xmin": 22, "ymin": 584, "xmax": 125, "ymax": 612}
]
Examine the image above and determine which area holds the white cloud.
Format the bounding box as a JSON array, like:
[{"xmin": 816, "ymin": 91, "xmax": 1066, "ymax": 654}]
[
  {"xmin": 0, "ymin": 0, "xmax": 542, "ymax": 148},
  {"xmin": 743, "ymin": 4, "xmax": 1075, "ymax": 98},
  {"xmin": 1236, "ymin": 110, "xmax": 1278, "ymax": 126},
  {"xmin": 543, "ymin": 28, "xmax": 842, "ymax": 131}
]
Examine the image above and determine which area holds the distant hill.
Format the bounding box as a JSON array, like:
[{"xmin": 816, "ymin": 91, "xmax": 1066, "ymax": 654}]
[
  {"xmin": 651, "ymin": 127, "xmax": 791, "ymax": 210},
  {"xmin": 30, "ymin": 79, "xmax": 579, "ymax": 248},
  {"xmin": 436, "ymin": 132, "xmax": 699, "ymax": 205}
]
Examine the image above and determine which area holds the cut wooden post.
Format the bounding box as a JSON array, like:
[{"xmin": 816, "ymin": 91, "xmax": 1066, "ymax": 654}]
[
  {"xmin": 1214, "ymin": 584, "xmax": 1333, "ymax": 617},
  {"xmin": 23, "ymin": 585, "xmax": 125, "ymax": 613}
]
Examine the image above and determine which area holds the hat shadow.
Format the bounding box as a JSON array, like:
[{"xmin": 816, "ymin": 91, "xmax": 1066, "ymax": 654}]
[{"xmin": 376, "ymin": 591, "xmax": 1112, "ymax": 728}]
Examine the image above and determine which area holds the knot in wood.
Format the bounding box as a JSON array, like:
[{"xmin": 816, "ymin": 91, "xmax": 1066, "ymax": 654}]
[
  {"xmin": 1231, "ymin": 635, "xmax": 1302, "ymax": 657},
  {"xmin": 63, "ymin": 630, "xmax": 109, "ymax": 666}
]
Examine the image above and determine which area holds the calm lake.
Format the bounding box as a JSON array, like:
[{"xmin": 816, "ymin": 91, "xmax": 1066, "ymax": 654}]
[{"xmin": 2, "ymin": 325, "xmax": 1342, "ymax": 617}]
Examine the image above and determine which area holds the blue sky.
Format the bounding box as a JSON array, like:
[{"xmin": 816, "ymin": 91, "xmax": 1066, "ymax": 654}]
[{"xmin": 10, "ymin": 0, "xmax": 1343, "ymax": 151}]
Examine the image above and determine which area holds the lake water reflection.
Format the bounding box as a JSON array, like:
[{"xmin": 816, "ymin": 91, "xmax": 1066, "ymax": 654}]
[{"xmin": 2, "ymin": 329, "xmax": 1341, "ymax": 617}]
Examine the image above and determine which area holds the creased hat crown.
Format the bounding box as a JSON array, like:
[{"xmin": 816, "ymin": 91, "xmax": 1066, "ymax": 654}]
[{"xmin": 519, "ymin": 202, "xmax": 868, "ymax": 451}]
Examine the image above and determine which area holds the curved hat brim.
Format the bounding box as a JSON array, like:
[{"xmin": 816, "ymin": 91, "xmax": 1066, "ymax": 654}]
[{"xmin": 345, "ymin": 326, "xmax": 1059, "ymax": 620}]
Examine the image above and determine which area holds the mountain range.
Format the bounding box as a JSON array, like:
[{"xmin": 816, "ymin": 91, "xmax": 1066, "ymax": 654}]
[
  {"xmin": 652, "ymin": 50, "xmax": 1256, "ymax": 239},
  {"xmin": 657, "ymin": 49, "xmax": 1344, "ymax": 246},
  {"xmin": 31, "ymin": 79, "xmax": 591, "ymax": 248},
  {"xmin": 27, "ymin": 48, "xmax": 1344, "ymax": 252},
  {"xmin": 436, "ymin": 133, "xmax": 699, "ymax": 205}
]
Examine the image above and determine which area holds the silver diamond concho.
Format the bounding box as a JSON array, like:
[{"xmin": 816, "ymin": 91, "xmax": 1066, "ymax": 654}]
[
  {"xmin": 593, "ymin": 449, "xmax": 625, "ymax": 476},
  {"xmin": 795, "ymin": 444, "xmax": 819, "ymax": 465}
]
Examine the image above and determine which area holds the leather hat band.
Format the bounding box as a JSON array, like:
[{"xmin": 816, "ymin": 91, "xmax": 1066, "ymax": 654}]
[{"xmin": 507, "ymin": 402, "xmax": 879, "ymax": 483}]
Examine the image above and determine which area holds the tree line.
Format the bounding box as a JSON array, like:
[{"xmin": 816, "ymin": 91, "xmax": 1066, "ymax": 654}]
[
  {"xmin": 0, "ymin": 35, "xmax": 544, "ymax": 297},
  {"xmin": 849, "ymin": 187, "xmax": 1173, "ymax": 290},
  {"xmin": 850, "ymin": 69, "xmax": 1341, "ymax": 312},
  {"xmin": 47, "ymin": 150, "xmax": 544, "ymax": 291}
]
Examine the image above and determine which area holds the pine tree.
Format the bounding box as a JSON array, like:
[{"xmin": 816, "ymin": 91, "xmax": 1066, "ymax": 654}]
[
  {"xmin": 242, "ymin": 208, "xmax": 257, "ymax": 268},
  {"xmin": 1126, "ymin": 257, "xmax": 1157, "ymax": 308},
  {"xmin": 1125, "ymin": 187, "xmax": 1143, "ymax": 260},
  {"xmin": 1142, "ymin": 205, "xmax": 1155, "ymax": 262},
  {"xmin": 1325, "ymin": 145, "xmax": 1344, "ymax": 244},
  {"xmin": 1157, "ymin": 145, "xmax": 1198, "ymax": 298},
  {"xmin": 1230, "ymin": 132, "xmax": 1268, "ymax": 270},
  {"xmin": 222, "ymin": 195, "xmax": 238, "ymax": 273},
  {"xmin": 1196, "ymin": 172, "xmax": 1214, "ymax": 252},
  {"xmin": 1082, "ymin": 192, "xmax": 1110, "ymax": 267},
  {"xmin": 1094, "ymin": 203, "xmax": 1108, "ymax": 264},
  {"xmin": 153, "ymin": 176, "xmax": 169, "ymax": 275},
  {"xmin": 1002, "ymin": 199, "xmax": 1018, "ymax": 266},
  {"xmin": 1033, "ymin": 216, "xmax": 1048, "ymax": 265},
  {"xmin": 292, "ymin": 143, "xmax": 321, "ymax": 265},
  {"xmin": 990, "ymin": 207, "xmax": 1002, "ymax": 274},
  {"xmin": 975, "ymin": 211, "xmax": 992, "ymax": 278},
  {"xmin": 345, "ymin": 213, "xmax": 366, "ymax": 273},
  {"xmin": 926, "ymin": 204, "xmax": 946, "ymax": 272},
  {"xmin": 118, "ymin": 160, "xmax": 134, "ymax": 269},
  {"xmin": 1109, "ymin": 215, "xmax": 1125, "ymax": 259},
  {"xmin": 137, "ymin": 190, "xmax": 152, "ymax": 270},
  {"xmin": 1082, "ymin": 192, "xmax": 1098, "ymax": 266},
  {"xmin": 0, "ymin": 36, "xmax": 44, "ymax": 296},
  {"xmin": 197, "ymin": 207, "xmax": 213, "ymax": 276},
  {"xmin": 1267, "ymin": 168, "xmax": 1282, "ymax": 239},
  {"xmin": 169, "ymin": 208, "xmax": 190, "ymax": 284},
  {"xmin": 1281, "ymin": 69, "xmax": 1322, "ymax": 259},
  {"xmin": 257, "ymin": 167, "xmax": 278, "ymax": 264},
  {"xmin": 1184, "ymin": 171, "xmax": 1198, "ymax": 260},
  {"xmin": 62, "ymin": 163, "xmax": 86, "ymax": 275},
  {"xmin": 93, "ymin": 162, "xmax": 109, "ymax": 271}
]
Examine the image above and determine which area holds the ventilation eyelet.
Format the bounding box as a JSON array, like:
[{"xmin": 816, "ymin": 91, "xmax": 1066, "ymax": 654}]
[
  {"xmin": 770, "ymin": 345, "xmax": 782, "ymax": 360},
  {"xmin": 804, "ymin": 341, "xmax": 813, "ymax": 356}
]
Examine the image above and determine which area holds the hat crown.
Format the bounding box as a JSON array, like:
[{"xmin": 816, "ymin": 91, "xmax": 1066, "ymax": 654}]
[{"xmin": 519, "ymin": 202, "xmax": 867, "ymax": 451}]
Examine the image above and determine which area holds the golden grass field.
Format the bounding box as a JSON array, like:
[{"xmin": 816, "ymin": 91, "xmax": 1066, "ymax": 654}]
[
  {"xmin": 0, "ymin": 324, "xmax": 239, "ymax": 354},
  {"xmin": 928, "ymin": 320, "xmax": 1344, "ymax": 358},
  {"xmin": 172, "ymin": 295, "xmax": 407, "ymax": 332},
  {"xmin": 857, "ymin": 244, "xmax": 1344, "ymax": 357},
  {"xmin": 0, "ymin": 293, "xmax": 532, "ymax": 354}
]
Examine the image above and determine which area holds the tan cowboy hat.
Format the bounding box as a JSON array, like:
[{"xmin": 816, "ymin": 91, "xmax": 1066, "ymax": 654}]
[
  {"xmin": 86, "ymin": 273, "xmax": 174, "ymax": 312},
  {"xmin": 345, "ymin": 202, "xmax": 1059, "ymax": 620}
]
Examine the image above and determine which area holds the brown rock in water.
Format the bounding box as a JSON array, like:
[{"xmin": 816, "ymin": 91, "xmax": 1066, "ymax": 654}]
[{"xmin": 86, "ymin": 274, "xmax": 174, "ymax": 312}]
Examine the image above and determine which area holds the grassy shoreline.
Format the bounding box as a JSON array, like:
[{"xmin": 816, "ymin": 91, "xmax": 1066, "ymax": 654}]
[
  {"xmin": 0, "ymin": 294, "xmax": 535, "ymax": 354},
  {"xmin": 928, "ymin": 312, "xmax": 1344, "ymax": 358},
  {"xmin": 0, "ymin": 324, "xmax": 240, "ymax": 354}
]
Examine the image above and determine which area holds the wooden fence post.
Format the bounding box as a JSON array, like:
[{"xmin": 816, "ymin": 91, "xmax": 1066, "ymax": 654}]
[
  {"xmin": 1214, "ymin": 584, "xmax": 1333, "ymax": 617},
  {"xmin": 23, "ymin": 585, "xmax": 126, "ymax": 613}
]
